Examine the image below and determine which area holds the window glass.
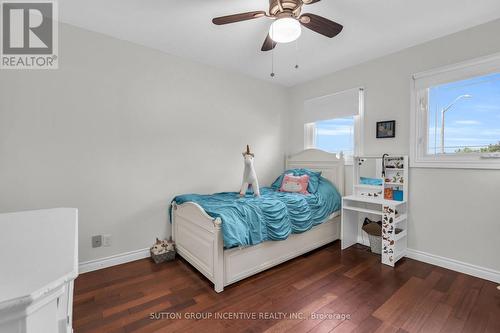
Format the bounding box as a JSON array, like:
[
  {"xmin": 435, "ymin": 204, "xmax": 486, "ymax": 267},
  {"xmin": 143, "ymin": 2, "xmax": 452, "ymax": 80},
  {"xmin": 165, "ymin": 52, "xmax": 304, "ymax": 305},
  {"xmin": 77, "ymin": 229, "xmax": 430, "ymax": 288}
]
[
  {"xmin": 427, "ymin": 73, "xmax": 500, "ymax": 155},
  {"xmin": 314, "ymin": 117, "xmax": 355, "ymax": 155}
]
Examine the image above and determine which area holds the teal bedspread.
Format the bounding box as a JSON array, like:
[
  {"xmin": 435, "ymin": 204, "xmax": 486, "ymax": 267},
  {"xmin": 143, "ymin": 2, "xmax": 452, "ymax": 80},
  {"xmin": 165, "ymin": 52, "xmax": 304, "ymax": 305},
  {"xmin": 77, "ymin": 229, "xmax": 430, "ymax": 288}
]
[{"xmin": 172, "ymin": 177, "xmax": 341, "ymax": 249}]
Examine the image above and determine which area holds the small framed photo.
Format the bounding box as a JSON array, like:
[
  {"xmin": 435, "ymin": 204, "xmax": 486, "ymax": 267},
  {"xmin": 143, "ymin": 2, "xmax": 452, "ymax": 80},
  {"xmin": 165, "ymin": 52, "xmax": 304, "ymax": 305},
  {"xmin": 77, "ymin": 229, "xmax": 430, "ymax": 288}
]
[{"xmin": 376, "ymin": 121, "xmax": 396, "ymax": 138}]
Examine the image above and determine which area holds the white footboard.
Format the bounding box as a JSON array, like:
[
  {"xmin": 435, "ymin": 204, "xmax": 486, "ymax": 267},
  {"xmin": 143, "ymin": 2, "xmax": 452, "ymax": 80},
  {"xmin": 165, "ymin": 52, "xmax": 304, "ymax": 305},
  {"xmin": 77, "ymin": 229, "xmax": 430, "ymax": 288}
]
[{"xmin": 171, "ymin": 202, "xmax": 224, "ymax": 292}]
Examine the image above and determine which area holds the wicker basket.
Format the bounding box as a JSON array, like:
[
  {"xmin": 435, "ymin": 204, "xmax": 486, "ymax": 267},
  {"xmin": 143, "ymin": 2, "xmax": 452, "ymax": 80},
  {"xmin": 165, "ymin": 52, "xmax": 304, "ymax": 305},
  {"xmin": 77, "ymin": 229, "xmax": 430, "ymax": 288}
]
[
  {"xmin": 367, "ymin": 234, "xmax": 382, "ymax": 254},
  {"xmin": 150, "ymin": 249, "xmax": 175, "ymax": 264}
]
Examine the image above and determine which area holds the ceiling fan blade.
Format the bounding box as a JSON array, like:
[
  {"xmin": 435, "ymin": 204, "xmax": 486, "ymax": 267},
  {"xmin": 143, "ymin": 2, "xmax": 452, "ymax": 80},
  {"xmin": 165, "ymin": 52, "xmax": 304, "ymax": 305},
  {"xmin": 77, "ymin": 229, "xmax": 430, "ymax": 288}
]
[
  {"xmin": 212, "ymin": 11, "xmax": 266, "ymax": 25},
  {"xmin": 302, "ymin": 0, "xmax": 322, "ymax": 4},
  {"xmin": 261, "ymin": 34, "xmax": 277, "ymax": 52},
  {"xmin": 299, "ymin": 13, "xmax": 343, "ymax": 38}
]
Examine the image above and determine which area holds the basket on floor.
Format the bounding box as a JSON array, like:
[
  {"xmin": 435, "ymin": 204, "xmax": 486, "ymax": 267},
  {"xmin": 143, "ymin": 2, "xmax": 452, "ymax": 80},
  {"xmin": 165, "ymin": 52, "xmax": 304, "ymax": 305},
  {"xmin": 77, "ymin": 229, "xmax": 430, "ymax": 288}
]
[
  {"xmin": 367, "ymin": 234, "xmax": 382, "ymax": 254},
  {"xmin": 150, "ymin": 250, "xmax": 175, "ymax": 264},
  {"xmin": 362, "ymin": 218, "xmax": 382, "ymax": 255}
]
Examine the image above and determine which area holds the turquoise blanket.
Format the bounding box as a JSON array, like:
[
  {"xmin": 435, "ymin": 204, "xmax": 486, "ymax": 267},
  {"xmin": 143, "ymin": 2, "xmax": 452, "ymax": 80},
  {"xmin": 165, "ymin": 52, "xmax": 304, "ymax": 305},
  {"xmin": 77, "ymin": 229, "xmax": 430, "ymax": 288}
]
[{"xmin": 172, "ymin": 177, "xmax": 341, "ymax": 249}]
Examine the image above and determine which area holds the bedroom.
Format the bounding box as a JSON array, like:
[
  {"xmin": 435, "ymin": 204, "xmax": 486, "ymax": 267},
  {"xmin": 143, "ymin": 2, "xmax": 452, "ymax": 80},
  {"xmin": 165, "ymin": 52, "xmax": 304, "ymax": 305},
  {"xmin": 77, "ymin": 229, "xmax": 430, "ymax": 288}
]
[{"xmin": 0, "ymin": 0, "xmax": 499, "ymax": 332}]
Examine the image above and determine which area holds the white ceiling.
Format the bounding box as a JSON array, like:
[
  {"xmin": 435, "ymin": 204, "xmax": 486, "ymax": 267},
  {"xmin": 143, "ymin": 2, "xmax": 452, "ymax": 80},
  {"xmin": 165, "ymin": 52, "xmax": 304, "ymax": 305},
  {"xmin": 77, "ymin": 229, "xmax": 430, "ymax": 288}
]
[{"xmin": 59, "ymin": 0, "xmax": 500, "ymax": 86}]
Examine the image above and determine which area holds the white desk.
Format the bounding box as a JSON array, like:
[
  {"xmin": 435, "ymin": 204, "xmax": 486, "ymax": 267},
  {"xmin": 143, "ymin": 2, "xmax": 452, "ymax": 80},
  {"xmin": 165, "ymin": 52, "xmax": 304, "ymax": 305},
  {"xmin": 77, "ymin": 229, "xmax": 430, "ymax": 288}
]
[
  {"xmin": 0, "ymin": 209, "xmax": 78, "ymax": 333},
  {"xmin": 341, "ymin": 195, "xmax": 407, "ymax": 266}
]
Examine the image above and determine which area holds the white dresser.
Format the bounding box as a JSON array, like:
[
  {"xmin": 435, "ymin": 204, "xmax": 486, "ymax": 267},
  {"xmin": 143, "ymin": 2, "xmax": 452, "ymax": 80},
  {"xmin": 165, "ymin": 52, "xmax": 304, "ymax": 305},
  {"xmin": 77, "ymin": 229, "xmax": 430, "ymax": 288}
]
[{"xmin": 0, "ymin": 208, "xmax": 78, "ymax": 333}]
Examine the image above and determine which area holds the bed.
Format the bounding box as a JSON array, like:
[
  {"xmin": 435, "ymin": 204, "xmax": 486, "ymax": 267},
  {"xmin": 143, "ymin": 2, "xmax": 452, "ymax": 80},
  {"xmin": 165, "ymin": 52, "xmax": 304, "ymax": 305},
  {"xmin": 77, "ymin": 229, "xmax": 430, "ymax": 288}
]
[{"xmin": 170, "ymin": 149, "xmax": 344, "ymax": 292}]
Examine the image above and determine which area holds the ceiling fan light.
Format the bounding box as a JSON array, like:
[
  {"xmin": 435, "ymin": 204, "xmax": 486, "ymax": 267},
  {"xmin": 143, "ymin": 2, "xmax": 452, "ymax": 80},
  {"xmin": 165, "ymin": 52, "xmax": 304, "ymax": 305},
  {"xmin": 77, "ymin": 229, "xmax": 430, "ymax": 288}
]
[{"xmin": 269, "ymin": 18, "xmax": 301, "ymax": 43}]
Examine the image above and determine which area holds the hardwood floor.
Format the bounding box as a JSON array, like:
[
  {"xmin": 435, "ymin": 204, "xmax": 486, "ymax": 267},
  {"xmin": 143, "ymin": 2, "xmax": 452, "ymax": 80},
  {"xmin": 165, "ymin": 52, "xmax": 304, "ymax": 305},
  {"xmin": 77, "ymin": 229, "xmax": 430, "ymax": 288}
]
[{"xmin": 73, "ymin": 242, "xmax": 500, "ymax": 333}]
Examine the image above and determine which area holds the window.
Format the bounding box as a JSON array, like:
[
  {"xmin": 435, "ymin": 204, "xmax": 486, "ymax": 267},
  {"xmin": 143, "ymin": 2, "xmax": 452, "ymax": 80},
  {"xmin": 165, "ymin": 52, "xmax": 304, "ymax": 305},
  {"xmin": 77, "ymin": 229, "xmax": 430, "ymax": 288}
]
[
  {"xmin": 306, "ymin": 117, "xmax": 355, "ymax": 155},
  {"xmin": 428, "ymin": 73, "xmax": 500, "ymax": 154},
  {"xmin": 411, "ymin": 54, "xmax": 500, "ymax": 169},
  {"xmin": 303, "ymin": 88, "xmax": 364, "ymax": 163}
]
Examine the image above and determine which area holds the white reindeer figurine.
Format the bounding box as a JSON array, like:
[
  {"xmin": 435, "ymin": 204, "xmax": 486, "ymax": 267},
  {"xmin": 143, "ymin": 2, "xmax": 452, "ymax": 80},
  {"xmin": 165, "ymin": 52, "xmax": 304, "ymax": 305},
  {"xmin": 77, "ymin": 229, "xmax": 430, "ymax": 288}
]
[{"xmin": 239, "ymin": 145, "xmax": 260, "ymax": 197}]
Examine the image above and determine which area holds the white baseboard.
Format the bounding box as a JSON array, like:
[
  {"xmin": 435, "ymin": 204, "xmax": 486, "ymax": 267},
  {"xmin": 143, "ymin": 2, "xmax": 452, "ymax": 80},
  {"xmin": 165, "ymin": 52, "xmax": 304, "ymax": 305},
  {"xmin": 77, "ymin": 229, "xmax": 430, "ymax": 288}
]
[
  {"xmin": 406, "ymin": 248, "xmax": 500, "ymax": 284},
  {"xmin": 78, "ymin": 248, "xmax": 150, "ymax": 274}
]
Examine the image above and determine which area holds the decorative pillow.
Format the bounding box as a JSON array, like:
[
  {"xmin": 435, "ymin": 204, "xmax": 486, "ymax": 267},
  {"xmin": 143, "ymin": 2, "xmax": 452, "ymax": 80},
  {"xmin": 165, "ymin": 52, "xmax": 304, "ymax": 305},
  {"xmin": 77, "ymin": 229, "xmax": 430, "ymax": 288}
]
[
  {"xmin": 271, "ymin": 174, "xmax": 285, "ymax": 189},
  {"xmin": 279, "ymin": 174, "xmax": 310, "ymax": 194},
  {"xmin": 271, "ymin": 168, "xmax": 322, "ymax": 193},
  {"xmin": 295, "ymin": 168, "xmax": 322, "ymax": 193}
]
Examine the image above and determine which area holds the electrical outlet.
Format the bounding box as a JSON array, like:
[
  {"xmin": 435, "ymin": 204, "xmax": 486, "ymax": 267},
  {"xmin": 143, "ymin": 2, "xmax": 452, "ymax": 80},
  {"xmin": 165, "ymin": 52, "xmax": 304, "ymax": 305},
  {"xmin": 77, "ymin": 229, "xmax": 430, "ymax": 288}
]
[
  {"xmin": 102, "ymin": 234, "xmax": 111, "ymax": 247},
  {"xmin": 92, "ymin": 235, "xmax": 102, "ymax": 248}
]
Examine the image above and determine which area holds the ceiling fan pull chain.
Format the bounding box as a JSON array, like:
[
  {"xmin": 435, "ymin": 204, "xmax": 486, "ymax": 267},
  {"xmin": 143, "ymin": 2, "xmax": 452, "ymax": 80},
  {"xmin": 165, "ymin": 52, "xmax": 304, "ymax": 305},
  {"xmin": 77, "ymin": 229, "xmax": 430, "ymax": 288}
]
[
  {"xmin": 295, "ymin": 39, "xmax": 299, "ymax": 69},
  {"xmin": 270, "ymin": 47, "xmax": 275, "ymax": 78},
  {"xmin": 270, "ymin": 25, "xmax": 276, "ymax": 78}
]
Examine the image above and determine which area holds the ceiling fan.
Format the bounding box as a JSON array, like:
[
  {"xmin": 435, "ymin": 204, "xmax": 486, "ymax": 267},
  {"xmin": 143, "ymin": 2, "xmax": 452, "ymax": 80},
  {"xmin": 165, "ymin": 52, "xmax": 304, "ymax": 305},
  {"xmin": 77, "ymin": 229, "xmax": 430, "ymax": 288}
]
[{"xmin": 212, "ymin": 0, "xmax": 343, "ymax": 51}]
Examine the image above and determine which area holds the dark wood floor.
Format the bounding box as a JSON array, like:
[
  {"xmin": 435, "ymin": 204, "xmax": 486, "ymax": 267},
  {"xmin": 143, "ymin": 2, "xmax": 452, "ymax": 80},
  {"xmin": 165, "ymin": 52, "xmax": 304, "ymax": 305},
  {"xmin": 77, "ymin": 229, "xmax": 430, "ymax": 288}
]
[{"xmin": 73, "ymin": 242, "xmax": 500, "ymax": 333}]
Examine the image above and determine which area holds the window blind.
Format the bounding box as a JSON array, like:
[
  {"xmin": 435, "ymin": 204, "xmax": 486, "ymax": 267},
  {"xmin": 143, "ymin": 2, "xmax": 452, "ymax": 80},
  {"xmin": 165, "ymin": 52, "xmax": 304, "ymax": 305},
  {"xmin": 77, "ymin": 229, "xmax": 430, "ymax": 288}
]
[{"xmin": 303, "ymin": 87, "xmax": 363, "ymax": 123}]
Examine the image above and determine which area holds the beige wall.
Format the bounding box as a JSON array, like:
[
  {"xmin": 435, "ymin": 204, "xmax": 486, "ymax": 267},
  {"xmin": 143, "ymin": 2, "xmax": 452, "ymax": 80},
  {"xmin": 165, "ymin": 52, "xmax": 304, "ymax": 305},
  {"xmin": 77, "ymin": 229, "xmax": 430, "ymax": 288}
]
[
  {"xmin": 288, "ymin": 19, "xmax": 500, "ymax": 271},
  {"xmin": 0, "ymin": 24, "xmax": 288, "ymax": 263}
]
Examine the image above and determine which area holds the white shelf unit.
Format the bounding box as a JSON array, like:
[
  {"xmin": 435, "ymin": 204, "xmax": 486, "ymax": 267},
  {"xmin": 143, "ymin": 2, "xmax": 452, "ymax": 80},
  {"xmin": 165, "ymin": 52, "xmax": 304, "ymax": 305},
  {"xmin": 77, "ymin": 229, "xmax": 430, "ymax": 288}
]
[
  {"xmin": 353, "ymin": 156, "xmax": 408, "ymax": 202},
  {"xmin": 342, "ymin": 155, "xmax": 409, "ymax": 267},
  {"xmin": 384, "ymin": 182, "xmax": 403, "ymax": 186}
]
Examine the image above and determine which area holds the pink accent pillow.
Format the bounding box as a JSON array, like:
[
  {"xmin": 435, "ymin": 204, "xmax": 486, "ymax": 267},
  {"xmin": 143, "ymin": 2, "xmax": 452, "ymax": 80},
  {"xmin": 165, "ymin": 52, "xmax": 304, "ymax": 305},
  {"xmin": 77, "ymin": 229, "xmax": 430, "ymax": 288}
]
[{"xmin": 279, "ymin": 174, "xmax": 310, "ymax": 195}]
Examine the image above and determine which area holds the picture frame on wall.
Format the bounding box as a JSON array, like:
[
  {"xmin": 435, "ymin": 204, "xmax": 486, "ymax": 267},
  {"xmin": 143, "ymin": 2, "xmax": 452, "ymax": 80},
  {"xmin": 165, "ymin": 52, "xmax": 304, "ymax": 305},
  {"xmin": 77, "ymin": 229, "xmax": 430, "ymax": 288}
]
[{"xmin": 376, "ymin": 120, "xmax": 396, "ymax": 138}]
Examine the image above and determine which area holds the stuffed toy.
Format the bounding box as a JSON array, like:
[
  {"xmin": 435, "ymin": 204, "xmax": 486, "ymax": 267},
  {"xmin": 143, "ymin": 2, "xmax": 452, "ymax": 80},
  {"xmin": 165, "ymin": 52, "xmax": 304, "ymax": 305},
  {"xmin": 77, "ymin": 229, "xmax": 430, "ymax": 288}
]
[
  {"xmin": 151, "ymin": 238, "xmax": 175, "ymax": 255},
  {"xmin": 165, "ymin": 238, "xmax": 175, "ymax": 252},
  {"xmin": 151, "ymin": 238, "xmax": 167, "ymax": 255},
  {"xmin": 239, "ymin": 145, "xmax": 260, "ymax": 197}
]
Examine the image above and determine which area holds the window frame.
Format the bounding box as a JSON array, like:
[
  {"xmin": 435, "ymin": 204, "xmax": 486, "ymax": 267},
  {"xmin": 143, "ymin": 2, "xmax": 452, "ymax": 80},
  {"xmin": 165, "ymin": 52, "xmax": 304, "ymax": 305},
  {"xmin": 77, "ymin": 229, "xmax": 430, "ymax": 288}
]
[{"xmin": 410, "ymin": 53, "xmax": 500, "ymax": 169}]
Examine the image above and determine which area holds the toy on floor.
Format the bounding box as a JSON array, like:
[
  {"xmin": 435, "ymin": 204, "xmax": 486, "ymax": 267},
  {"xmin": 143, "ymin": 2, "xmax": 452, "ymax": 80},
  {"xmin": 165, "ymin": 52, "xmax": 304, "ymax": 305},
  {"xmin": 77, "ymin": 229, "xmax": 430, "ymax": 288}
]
[
  {"xmin": 151, "ymin": 238, "xmax": 168, "ymax": 255},
  {"xmin": 150, "ymin": 237, "xmax": 175, "ymax": 264},
  {"xmin": 239, "ymin": 145, "xmax": 260, "ymax": 197}
]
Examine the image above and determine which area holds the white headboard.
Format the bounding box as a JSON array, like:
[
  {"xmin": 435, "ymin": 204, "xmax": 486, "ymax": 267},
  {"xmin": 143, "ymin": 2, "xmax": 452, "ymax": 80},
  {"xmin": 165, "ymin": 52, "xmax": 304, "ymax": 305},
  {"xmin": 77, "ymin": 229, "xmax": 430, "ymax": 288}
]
[{"xmin": 286, "ymin": 149, "xmax": 345, "ymax": 196}]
